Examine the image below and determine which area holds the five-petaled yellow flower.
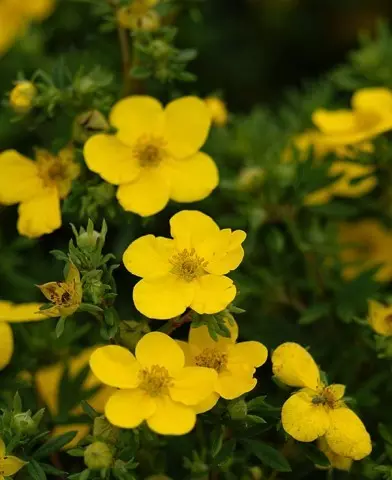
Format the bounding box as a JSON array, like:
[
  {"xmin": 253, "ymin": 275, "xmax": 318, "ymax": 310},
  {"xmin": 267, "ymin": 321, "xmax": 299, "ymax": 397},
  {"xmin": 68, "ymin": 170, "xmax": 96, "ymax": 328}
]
[
  {"xmin": 0, "ymin": 147, "xmax": 79, "ymax": 238},
  {"xmin": 117, "ymin": 0, "xmax": 159, "ymax": 32},
  {"xmin": 339, "ymin": 220, "xmax": 392, "ymax": 282},
  {"xmin": 367, "ymin": 300, "xmax": 392, "ymax": 337},
  {"xmin": 37, "ymin": 263, "xmax": 82, "ymax": 317},
  {"xmin": 90, "ymin": 331, "xmax": 217, "ymax": 435},
  {"xmin": 204, "ymin": 96, "xmax": 228, "ymax": 127},
  {"xmin": 123, "ymin": 210, "xmax": 246, "ymax": 319},
  {"xmin": 177, "ymin": 319, "xmax": 267, "ymax": 413},
  {"xmin": 0, "ymin": 301, "xmax": 47, "ymax": 370},
  {"xmin": 84, "ymin": 96, "xmax": 218, "ymax": 217},
  {"xmin": 0, "ymin": 437, "xmax": 26, "ymax": 479},
  {"xmin": 272, "ymin": 342, "xmax": 371, "ymax": 460}
]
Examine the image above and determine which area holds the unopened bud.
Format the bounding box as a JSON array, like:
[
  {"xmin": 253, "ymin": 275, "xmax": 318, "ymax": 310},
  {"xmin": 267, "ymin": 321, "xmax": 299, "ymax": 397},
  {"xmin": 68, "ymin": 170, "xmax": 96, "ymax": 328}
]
[
  {"xmin": 237, "ymin": 166, "xmax": 264, "ymax": 192},
  {"xmin": 249, "ymin": 466, "xmax": 263, "ymax": 479},
  {"xmin": 77, "ymin": 230, "xmax": 100, "ymax": 250},
  {"xmin": 228, "ymin": 398, "xmax": 247, "ymax": 420},
  {"xmin": 12, "ymin": 411, "xmax": 36, "ymax": 434},
  {"xmin": 84, "ymin": 441, "xmax": 113, "ymax": 470},
  {"xmin": 73, "ymin": 110, "xmax": 109, "ymax": 143},
  {"xmin": 205, "ymin": 96, "xmax": 228, "ymax": 127},
  {"xmin": 9, "ymin": 81, "xmax": 37, "ymax": 113},
  {"xmin": 93, "ymin": 416, "xmax": 119, "ymax": 444}
]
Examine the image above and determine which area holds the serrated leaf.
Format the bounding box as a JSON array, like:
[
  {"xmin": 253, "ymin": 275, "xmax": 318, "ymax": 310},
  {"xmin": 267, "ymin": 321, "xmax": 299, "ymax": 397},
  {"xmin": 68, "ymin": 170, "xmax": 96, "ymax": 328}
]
[{"xmin": 243, "ymin": 440, "xmax": 291, "ymax": 472}]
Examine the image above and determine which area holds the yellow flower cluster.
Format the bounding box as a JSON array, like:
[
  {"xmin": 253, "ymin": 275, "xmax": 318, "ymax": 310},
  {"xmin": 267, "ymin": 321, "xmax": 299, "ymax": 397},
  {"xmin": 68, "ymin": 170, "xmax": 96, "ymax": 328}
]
[
  {"xmin": 272, "ymin": 343, "xmax": 371, "ymax": 461},
  {"xmin": 90, "ymin": 326, "xmax": 266, "ymax": 435},
  {"xmin": 0, "ymin": 0, "xmax": 54, "ymax": 55}
]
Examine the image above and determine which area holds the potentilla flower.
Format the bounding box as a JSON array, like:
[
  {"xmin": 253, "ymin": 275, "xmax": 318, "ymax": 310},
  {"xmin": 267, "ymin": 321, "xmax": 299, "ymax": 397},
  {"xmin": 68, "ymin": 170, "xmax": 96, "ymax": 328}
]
[
  {"xmin": 123, "ymin": 210, "xmax": 246, "ymax": 319},
  {"xmin": 90, "ymin": 332, "xmax": 217, "ymax": 435},
  {"xmin": 9, "ymin": 81, "xmax": 37, "ymax": 113},
  {"xmin": 37, "ymin": 263, "xmax": 82, "ymax": 318},
  {"xmin": 272, "ymin": 343, "xmax": 371, "ymax": 460},
  {"xmin": 204, "ymin": 96, "xmax": 228, "ymax": 127},
  {"xmin": 339, "ymin": 220, "xmax": 392, "ymax": 282},
  {"xmin": 367, "ymin": 300, "xmax": 392, "ymax": 336},
  {"xmin": 0, "ymin": 147, "xmax": 79, "ymax": 238},
  {"xmin": 83, "ymin": 96, "xmax": 218, "ymax": 217},
  {"xmin": 0, "ymin": 437, "xmax": 26, "ymax": 480},
  {"xmin": 0, "ymin": 301, "xmax": 47, "ymax": 370},
  {"xmin": 177, "ymin": 319, "xmax": 267, "ymax": 413}
]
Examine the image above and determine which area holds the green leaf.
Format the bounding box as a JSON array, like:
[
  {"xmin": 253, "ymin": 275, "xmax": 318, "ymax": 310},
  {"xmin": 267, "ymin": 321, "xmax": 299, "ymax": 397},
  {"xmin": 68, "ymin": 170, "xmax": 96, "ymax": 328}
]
[
  {"xmin": 298, "ymin": 303, "xmax": 330, "ymax": 325},
  {"xmin": 243, "ymin": 440, "xmax": 291, "ymax": 472},
  {"xmin": 33, "ymin": 431, "xmax": 77, "ymax": 458},
  {"xmin": 81, "ymin": 400, "xmax": 99, "ymax": 419},
  {"xmin": 300, "ymin": 443, "xmax": 330, "ymax": 467},
  {"xmin": 12, "ymin": 391, "xmax": 22, "ymax": 413},
  {"xmin": 55, "ymin": 316, "xmax": 67, "ymax": 338},
  {"xmin": 27, "ymin": 460, "xmax": 47, "ymax": 480},
  {"xmin": 40, "ymin": 463, "xmax": 68, "ymax": 476},
  {"xmin": 247, "ymin": 396, "xmax": 267, "ymax": 412},
  {"xmin": 212, "ymin": 439, "xmax": 236, "ymax": 467},
  {"xmin": 379, "ymin": 424, "xmax": 392, "ymax": 445},
  {"xmin": 130, "ymin": 66, "xmax": 151, "ymax": 79},
  {"xmin": 79, "ymin": 303, "xmax": 104, "ymax": 314}
]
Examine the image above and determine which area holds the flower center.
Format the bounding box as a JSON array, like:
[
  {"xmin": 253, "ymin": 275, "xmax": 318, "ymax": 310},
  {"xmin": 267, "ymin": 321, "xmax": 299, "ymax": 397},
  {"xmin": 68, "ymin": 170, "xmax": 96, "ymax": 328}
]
[
  {"xmin": 44, "ymin": 282, "xmax": 74, "ymax": 306},
  {"xmin": 194, "ymin": 348, "xmax": 228, "ymax": 373},
  {"xmin": 169, "ymin": 248, "xmax": 208, "ymax": 282},
  {"xmin": 36, "ymin": 149, "xmax": 79, "ymax": 198},
  {"xmin": 312, "ymin": 388, "xmax": 340, "ymax": 409},
  {"xmin": 133, "ymin": 135, "xmax": 167, "ymax": 168},
  {"xmin": 139, "ymin": 365, "xmax": 173, "ymax": 397}
]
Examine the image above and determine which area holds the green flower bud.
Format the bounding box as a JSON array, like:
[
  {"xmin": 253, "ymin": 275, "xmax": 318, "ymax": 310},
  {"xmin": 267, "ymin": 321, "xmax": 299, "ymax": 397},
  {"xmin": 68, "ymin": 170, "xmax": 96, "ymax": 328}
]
[
  {"xmin": 84, "ymin": 441, "xmax": 113, "ymax": 470},
  {"xmin": 77, "ymin": 230, "xmax": 100, "ymax": 250},
  {"xmin": 93, "ymin": 416, "xmax": 119, "ymax": 444},
  {"xmin": 73, "ymin": 110, "xmax": 109, "ymax": 143},
  {"xmin": 249, "ymin": 466, "xmax": 263, "ymax": 479},
  {"xmin": 12, "ymin": 411, "xmax": 36, "ymax": 434},
  {"xmin": 119, "ymin": 320, "xmax": 151, "ymax": 350},
  {"xmin": 237, "ymin": 166, "xmax": 264, "ymax": 191},
  {"xmin": 228, "ymin": 398, "xmax": 247, "ymax": 420}
]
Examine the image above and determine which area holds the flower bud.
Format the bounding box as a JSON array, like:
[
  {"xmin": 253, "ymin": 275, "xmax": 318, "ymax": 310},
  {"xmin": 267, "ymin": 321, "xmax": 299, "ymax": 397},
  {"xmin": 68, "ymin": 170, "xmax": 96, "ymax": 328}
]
[
  {"xmin": 84, "ymin": 441, "xmax": 113, "ymax": 470},
  {"xmin": 249, "ymin": 467, "xmax": 263, "ymax": 479},
  {"xmin": 77, "ymin": 230, "xmax": 100, "ymax": 250},
  {"xmin": 237, "ymin": 166, "xmax": 264, "ymax": 192},
  {"xmin": 9, "ymin": 81, "xmax": 37, "ymax": 113},
  {"xmin": 228, "ymin": 398, "xmax": 247, "ymax": 420},
  {"xmin": 12, "ymin": 412, "xmax": 36, "ymax": 434},
  {"xmin": 73, "ymin": 110, "xmax": 110, "ymax": 143},
  {"xmin": 93, "ymin": 416, "xmax": 119, "ymax": 444},
  {"xmin": 205, "ymin": 96, "xmax": 228, "ymax": 127},
  {"xmin": 119, "ymin": 320, "xmax": 151, "ymax": 350}
]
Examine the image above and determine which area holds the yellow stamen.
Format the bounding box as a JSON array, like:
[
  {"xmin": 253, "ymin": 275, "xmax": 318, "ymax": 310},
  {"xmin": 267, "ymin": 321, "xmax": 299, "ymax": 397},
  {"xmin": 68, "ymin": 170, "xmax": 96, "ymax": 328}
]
[
  {"xmin": 133, "ymin": 135, "xmax": 167, "ymax": 167},
  {"xmin": 169, "ymin": 248, "xmax": 208, "ymax": 282},
  {"xmin": 139, "ymin": 365, "xmax": 173, "ymax": 397},
  {"xmin": 36, "ymin": 149, "xmax": 79, "ymax": 198},
  {"xmin": 194, "ymin": 348, "xmax": 228, "ymax": 373}
]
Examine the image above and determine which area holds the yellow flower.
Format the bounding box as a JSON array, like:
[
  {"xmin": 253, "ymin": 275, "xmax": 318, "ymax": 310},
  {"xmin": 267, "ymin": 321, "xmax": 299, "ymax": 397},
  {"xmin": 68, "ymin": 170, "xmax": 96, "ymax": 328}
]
[
  {"xmin": 317, "ymin": 437, "xmax": 353, "ymax": 471},
  {"xmin": 0, "ymin": 147, "xmax": 79, "ymax": 238},
  {"xmin": 0, "ymin": 0, "xmax": 54, "ymax": 55},
  {"xmin": 117, "ymin": 0, "xmax": 159, "ymax": 31},
  {"xmin": 90, "ymin": 331, "xmax": 217, "ymax": 435},
  {"xmin": 123, "ymin": 210, "xmax": 246, "ymax": 319},
  {"xmin": 367, "ymin": 299, "xmax": 392, "ymax": 336},
  {"xmin": 339, "ymin": 220, "xmax": 392, "ymax": 282},
  {"xmin": 0, "ymin": 301, "xmax": 47, "ymax": 370},
  {"xmin": 272, "ymin": 342, "xmax": 371, "ymax": 460},
  {"xmin": 177, "ymin": 319, "xmax": 268, "ymax": 412},
  {"xmin": 312, "ymin": 87, "xmax": 392, "ymax": 146},
  {"xmin": 0, "ymin": 437, "xmax": 26, "ymax": 480},
  {"xmin": 36, "ymin": 348, "xmax": 114, "ymax": 449},
  {"xmin": 9, "ymin": 81, "xmax": 37, "ymax": 113},
  {"xmin": 204, "ymin": 96, "xmax": 228, "ymax": 127},
  {"xmin": 84, "ymin": 96, "xmax": 218, "ymax": 217},
  {"xmin": 37, "ymin": 263, "xmax": 82, "ymax": 317}
]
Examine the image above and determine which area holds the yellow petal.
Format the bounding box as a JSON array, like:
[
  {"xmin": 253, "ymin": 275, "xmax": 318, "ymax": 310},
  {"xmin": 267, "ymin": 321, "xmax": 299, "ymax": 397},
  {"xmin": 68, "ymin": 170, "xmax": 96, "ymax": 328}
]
[
  {"xmin": 352, "ymin": 87, "xmax": 392, "ymax": 116},
  {"xmin": 227, "ymin": 341, "xmax": 268, "ymax": 368},
  {"xmin": 312, "ymin": 110, "xmax": 357, "ymax": 135},
  {"xmin": 326, "ymin": 408, "xmax": 372, "ymax": 460},
  {"xmin": 330, "ymin": 161, "xmax": 377, "ymax": 198},
  {"xmin": 203, "ymin": 230, "xmax": 246, "ymax": 275},
  {"xmin": 122, "ymin": 235, "xmax": 174, "ymax": 279},
  {"xmin": 135, "ymin": 332, "xmax": 184, "ymax": 374},
  {"xmin": 271, "ymin": 342, "xmax": 321, "ymax": 390},
  {"xmin": 304, "ymin": 188, "xmax": 333, "ymax": 206},
  {"xmin": 90, "ymin": 345, "xmax": 140, "ymax": 389},
  {"xmin": 165, "ymin": 152, "xmax": 218, "ymax": 203},
  {"xmin": 317, "ymin": 437, "xmax": 353, "ymax": 471},
  {"xmin": 116, "ymin": 168, "xmax": 170, "ymax": 216},
  {"xmin": 0, "ymin": 301, "xmax": 46, "ymax": 323},
  {"xmin": 282, "ymin": 391, "xmax": 330, "ymax": 442},
  {"xmin": 17, "ymin": 188, "xmax": 61, "ymax": 238},
  {"xmin": 52, "ymin": 424, "xmax": 90, "ymax": 450},
  {"xmin": 193, "ymin": 392, "xmax": 220, "ymax": 414},
  {"xmin": 189, "ymin": 317, "xmax": 238, "ymax": 349},
  {"xmin": 0, "ymin": 150, "xmax": 43, "ymax": 205},
  {"xmin": 324, "ymin": 384, "xmax": 346, "ymax": 402},
  {"xmin": 146, "ymin": 395, "xmax": 196, "ymax": 435},
  {"xmin": 368, "ymin": 299, "xmax": 392, "ymax": 336},
  {"xmin": 170, "ymin": 366, "xmax": 217, "ymax": 405},
  {"xmin": 190, "ymin": 274, "xmax": 236, "ymax": 314},
  {"xmin": 24, "ymin": 0, "xmax": 55, "ymax": 19},
  {"xmin": 216, "ymin": 371, "xmax": 257, "ymax": 399},
  {"xmin": 84, "ymin": 134, "xmax": 141, "ymax": 185},
  {"xmin": 133, "ymin": 275, "xmax": 194, "ymax": 319},
  {"xmin": 105, "ymin": 388, "xmax": 156, "ymax": 428},
  {"xmin": 0, "ymin": 438, "xmax": 5, "ymax": 457},
  {"xmin": 1, "ymin": 456, "xmax": 27, "ymax": 476},
  {"xmin": 0, "ymin": 323, "xmax": 13, "ymax": 370},
  {"xmin": 175, "ymin": 340, "xmax": 195, "ymax": 366},
  {"xmin": 170, "ymin": 210, "xmax": 220, "ymax": 251},
  {"xmin": 164, "ymin": 96, "xmax": 211, "ymax": 159},
  {"xmin": 109, "ymin": 96, "xmax": 164, "ymax": 145}
]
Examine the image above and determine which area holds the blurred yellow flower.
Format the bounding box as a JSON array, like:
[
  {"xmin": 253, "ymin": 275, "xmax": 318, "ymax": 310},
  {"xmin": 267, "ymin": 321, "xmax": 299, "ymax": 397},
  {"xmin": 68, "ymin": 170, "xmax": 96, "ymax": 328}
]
[
  {"xmin": 84, "ymin": 96, "xmax": 217, "ymax": 217},
  {"xmin": 0, "ymin": 301, "xmax": 47, "ymax": 370},
  {"xmin": 37, "ymin": 263, "xmax": 82, "ymax": 318},
  {"xmin": 177, "ymin": 319, "xmax": 267, "ymax": 412},
  {"xmin": 36, "ymin": 348, "xmax": 113, "ymax": 449},
  {"xmin": 0, "ymin": 437, "xmax": 26, "ymax": 479},
  {"xmin": 367, "ymin": 299, "xmax": 392, "ymax": 336},
  {"xmin": 339, "ymin": 220, "xmax": 392, "ymax": 282},
  {"xmin": 204, "ymin": 96, "xmax": 228, "ymax": 127},
  {"xmin": 123, "ymin": 210, "xmax": 246, "ymax": 319},
  {"xmin": 90, "ymin": 332, "xmax": 217, "ymax": 435},
  {"xmin": 9, "ymin": 81, "xmax": 37, "ymax": 113},
  {"xmin": 0, "ymin": 147, "xmax": 79, "ymax": 238},
  {"xmin": 272, "ymin": 342, "xmax": 371, "ymax": 460},
  {"xmin": 117, "ymin": 0, "xmax": 159, "ymax": 32},
  {"xmin": 0, "ymin": 0, "xmax": 55, "ymax": 55},
  {"xmin": 317, "ymin": 437, "xmax": 353, "ymax": 471}
]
